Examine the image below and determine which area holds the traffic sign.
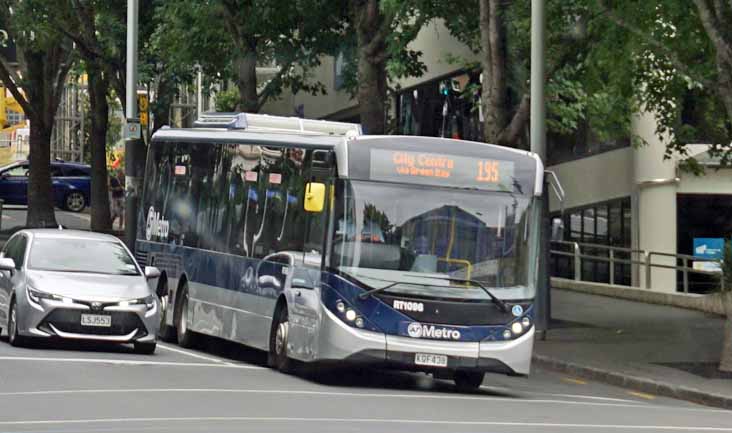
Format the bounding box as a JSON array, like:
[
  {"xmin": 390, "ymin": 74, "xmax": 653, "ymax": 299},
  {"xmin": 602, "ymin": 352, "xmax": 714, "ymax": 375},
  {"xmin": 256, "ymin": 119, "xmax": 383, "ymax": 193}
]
[
  {"xmin": 125, "ymin": 121, "xmax": 141, "ymax": 140},
  {"xmin": 137, "ymin": 94, "xmax": 149, "ymax": 111},
  {"xmin": 137, "ymin": 94, "xmax": 149, "ymax": 127}
]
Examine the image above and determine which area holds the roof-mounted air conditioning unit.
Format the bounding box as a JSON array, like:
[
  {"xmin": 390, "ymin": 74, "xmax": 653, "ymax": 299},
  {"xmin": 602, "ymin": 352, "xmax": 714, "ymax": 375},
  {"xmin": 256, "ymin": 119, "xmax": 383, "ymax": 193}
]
[{"xmin": 193, "ymin": 112, "xmax": 362, "ymax": 137}]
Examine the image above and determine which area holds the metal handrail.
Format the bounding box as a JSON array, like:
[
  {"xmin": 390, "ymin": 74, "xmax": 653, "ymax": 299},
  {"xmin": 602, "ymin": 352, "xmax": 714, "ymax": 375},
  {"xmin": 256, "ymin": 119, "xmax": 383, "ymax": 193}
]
[{"xmin": 550, "ymin": 240, "xmax": 723, "ymax": 292}]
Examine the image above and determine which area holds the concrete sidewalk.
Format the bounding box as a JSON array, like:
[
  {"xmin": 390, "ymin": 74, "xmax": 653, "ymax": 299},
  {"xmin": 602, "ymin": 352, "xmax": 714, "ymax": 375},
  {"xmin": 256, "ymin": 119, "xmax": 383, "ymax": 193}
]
[{"xmin": 534, "ymin": 289, "xmax": 732, "ymax": 408}]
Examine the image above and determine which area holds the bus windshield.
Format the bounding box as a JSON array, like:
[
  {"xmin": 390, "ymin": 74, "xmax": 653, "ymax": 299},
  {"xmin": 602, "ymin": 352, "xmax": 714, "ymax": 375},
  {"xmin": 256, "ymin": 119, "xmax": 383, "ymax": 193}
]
[{"xmin": 329, "ymin": 180, "xmax": 535, "ymax": 300}]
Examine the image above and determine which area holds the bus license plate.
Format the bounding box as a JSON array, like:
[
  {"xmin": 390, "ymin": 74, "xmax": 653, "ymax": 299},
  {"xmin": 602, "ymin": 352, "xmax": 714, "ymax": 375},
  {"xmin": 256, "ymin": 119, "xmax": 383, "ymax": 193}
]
[
  {"xmin": 415, "ymin": 353, "xmax": 448, "ymax": 368},
  {"xmin": 80, "ymin": 314, "xmax": 111, "ymax": 327}
]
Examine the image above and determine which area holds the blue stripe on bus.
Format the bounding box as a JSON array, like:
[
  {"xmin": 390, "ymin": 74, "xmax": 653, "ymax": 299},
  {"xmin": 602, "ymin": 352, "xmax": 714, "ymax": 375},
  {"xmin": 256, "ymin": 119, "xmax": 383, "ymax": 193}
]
[{"xmin": 137, "ymin": 240, "xmax": 533, "ymax": 342}]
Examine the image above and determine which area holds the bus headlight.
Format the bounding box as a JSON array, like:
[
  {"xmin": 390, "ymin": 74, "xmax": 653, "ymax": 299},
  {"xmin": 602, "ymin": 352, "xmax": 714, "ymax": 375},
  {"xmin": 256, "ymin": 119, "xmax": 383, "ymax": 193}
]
[
  {"xmin": 511, "ymin": 322, "xmax": 523, "ymax": 335},
  {"xmin": 354, "ymin": 317, "xmax": 365, "ymax": 328},
  {"xmin": 521, "ymin": 317, "xmax": 531, "ymax": 329},
  {"xmin": 336, "ymin": 301, "xmax": 346, "ymax": 313},
  {"xmin": 345, "ymin": 309, "xmax": 357, "ymax": 321},
  {"xmin": 502, "ymin": 329, "xmax": 512, "ymax": 340}
]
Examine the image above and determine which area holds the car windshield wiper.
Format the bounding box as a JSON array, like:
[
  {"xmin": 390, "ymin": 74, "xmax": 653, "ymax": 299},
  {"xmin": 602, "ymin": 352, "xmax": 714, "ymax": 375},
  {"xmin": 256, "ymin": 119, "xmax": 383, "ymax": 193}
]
[{"xmin": 417, "ymin": 276, "xmax": 509, "ymax": 313}]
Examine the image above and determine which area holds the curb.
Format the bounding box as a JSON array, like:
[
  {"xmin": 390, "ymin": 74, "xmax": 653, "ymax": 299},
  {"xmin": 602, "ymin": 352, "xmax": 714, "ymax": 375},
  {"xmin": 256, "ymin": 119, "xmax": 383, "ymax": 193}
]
[{"xmin": 532, "ymin": 354, "xmax": 732, "ymax": 410}]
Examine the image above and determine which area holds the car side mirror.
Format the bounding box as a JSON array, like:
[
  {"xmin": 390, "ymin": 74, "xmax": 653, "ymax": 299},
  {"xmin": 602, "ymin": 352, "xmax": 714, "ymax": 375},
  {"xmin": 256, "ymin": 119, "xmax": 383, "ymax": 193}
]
[
  {"xmin": 0, "ymin": 258, "xmax": 16, "ymax": 274},
  {"xmin": 144, "ymin": 266, "xmax": 161, "ymax": 280}
]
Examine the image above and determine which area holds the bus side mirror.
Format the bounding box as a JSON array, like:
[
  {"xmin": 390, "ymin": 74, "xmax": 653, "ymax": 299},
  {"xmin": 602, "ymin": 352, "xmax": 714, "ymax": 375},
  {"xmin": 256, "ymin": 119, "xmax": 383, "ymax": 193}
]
[{"xmin": 304, "ymin": 182, "xmax": 325, "ymax": 213}]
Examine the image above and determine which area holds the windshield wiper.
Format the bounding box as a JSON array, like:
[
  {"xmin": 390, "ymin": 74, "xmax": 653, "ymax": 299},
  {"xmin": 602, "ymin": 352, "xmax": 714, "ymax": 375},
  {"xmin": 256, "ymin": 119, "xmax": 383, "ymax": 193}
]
[
  {"xmin": 418, "ymin": 276, "xmax": 509, "ymax": 313},
  {"xmin": 355, "ymin": 275, "xmax": 509, "ymax": 313},
  {"xmin": 358, "ymin": 281, "xmax": 402, "ymax": 300}
]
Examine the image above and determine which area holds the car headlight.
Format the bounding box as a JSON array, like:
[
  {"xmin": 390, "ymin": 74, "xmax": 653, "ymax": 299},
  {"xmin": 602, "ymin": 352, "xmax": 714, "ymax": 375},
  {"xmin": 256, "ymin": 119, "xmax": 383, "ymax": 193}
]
[
  {"xmin": 120, "ymin": 295, "xmax": 156, "ymax": 310},
  {"xmin": 27, "ymin": 286, "xmax": 64, "ymax": 304}
]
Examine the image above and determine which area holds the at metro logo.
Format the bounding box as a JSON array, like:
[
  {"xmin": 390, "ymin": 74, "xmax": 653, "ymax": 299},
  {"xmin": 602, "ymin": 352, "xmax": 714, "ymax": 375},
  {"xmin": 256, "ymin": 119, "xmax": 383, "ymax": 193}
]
[{"xmin": 406, "ymin": 322, "xmax": 461, "ymax": 340}]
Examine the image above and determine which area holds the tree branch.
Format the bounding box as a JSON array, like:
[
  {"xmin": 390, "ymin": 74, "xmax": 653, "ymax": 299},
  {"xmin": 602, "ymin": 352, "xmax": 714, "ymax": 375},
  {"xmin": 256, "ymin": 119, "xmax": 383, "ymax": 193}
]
[
  {"xmin": 692, "ymin": 0, "xmax": 732, "ymax": 65},
  {"xmin": 256, "ymin": 59, "xmax": 294, "ymax": 111},
  {"xmin": 597, "ymin": 0, "xmax": 716, "ymax": 89},
  {"xmin": 497, "ymin": 94, "xmax": 530, "ymax": 147},
  {"xmin": 0, "ymin": 54, "xmax": 34, "ymax": 117}
]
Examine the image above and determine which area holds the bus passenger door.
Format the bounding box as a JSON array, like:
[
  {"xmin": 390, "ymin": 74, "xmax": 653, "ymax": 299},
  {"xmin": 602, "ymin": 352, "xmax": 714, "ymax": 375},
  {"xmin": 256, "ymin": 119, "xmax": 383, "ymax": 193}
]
[{"xmin": 286, "ymin": 260, "xmax": 321, "ymax": 362}]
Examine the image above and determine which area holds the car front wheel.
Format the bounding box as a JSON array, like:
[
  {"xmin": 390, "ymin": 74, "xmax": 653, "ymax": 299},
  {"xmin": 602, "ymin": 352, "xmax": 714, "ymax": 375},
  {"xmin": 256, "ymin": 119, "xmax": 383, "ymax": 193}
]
[
  {"xmin": 8, "ymin": 299, "xmax": 27, "ymax": 347},
  {"xmin": 64, "ymin": 191, "xmax": 87, "ymax": 212}
]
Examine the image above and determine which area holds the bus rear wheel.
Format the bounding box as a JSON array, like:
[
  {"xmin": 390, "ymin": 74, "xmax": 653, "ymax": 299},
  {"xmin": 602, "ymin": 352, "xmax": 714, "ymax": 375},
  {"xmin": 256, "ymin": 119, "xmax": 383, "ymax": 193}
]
[
  {"xmin": 269, "ymin": 306, "xmax": 293, "ymax": 373},
  {"xmin": 175, "ymin": 284, "xmax": 196, "ymax": 348},
  {"xmin": 453, "ymin": 371, "xmax": 484, "ymax": 391}
]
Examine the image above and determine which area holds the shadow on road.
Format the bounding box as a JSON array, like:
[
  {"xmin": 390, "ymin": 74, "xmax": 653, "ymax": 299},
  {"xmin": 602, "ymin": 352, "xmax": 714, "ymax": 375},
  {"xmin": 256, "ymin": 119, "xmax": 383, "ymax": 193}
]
[{"xmin": 186, "ymin": 333, "xmax": 519, "ymax": 399}]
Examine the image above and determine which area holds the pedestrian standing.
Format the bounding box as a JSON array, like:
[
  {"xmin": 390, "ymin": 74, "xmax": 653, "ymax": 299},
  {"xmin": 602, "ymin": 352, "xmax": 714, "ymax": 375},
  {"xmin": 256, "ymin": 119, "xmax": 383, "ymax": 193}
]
[{"xmin": 110, "ymin": 170, "xmax": 125, "ymax": 230}]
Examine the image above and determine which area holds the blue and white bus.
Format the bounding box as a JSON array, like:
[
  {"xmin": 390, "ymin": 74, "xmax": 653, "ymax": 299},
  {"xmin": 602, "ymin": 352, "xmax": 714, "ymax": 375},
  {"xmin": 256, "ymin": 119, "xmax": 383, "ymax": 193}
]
[{"xmin": 136, "ymin": 113, "xmax": 543, "ymax": 389}]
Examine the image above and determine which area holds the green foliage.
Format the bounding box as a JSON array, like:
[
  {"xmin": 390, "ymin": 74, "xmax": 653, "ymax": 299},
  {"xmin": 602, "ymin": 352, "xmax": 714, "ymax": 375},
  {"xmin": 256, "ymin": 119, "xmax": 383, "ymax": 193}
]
[
  {"xmin": 434, "ymin": 0, "xmax": 636, "ymax": 145},
  {"xmin": 215, "ymin": 87, "xmax": 240, "ymax": 112},
  {"xmin": 153, "ymin": 0, "xmax": 347, "ymax": 110},
  {"xmin": 596, "ymin": 0, "xmax": 731, "ymax": 169}
]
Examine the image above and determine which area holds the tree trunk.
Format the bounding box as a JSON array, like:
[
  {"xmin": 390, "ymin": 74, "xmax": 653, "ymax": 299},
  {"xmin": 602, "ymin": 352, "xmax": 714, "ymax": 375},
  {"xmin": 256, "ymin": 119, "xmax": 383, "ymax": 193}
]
[
  {"xmin": 152, "ymin": 76, "xmax": 173, "ymax": 133},
  {"xmin": 480, "ymin": 0, "xmax": 508, "ymax": 145},
  {"xmin": 26, "ymin": 121, "xmax": 57, "ymax": 228},
  {"xmin": 234, "ymin": 48, "xmax": 259, "ymax": 113},
  {"xmin": 355, "ymin": 0, "xmax": 387, "ymax": 135},
  {"xmin": 87, "ymin": 62, "xmax": 112, "ymax": 233},
  {"xmin": 720, "ymin": 292, "xmax": 732, "ymax": 372},
  {"xmin": 716, "ymin": 56, "xmax": 732, "ymax": 130}
]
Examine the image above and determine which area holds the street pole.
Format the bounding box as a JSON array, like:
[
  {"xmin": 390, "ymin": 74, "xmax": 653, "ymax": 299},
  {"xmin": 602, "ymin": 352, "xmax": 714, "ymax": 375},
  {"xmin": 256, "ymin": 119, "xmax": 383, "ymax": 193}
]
[
  {"xmin": 530, "ymin": 0, "xmax": 550, "ymax": 338},
  {"xmin": 124, "ymin": 0, "xmax": 142, "ymax": 250}
]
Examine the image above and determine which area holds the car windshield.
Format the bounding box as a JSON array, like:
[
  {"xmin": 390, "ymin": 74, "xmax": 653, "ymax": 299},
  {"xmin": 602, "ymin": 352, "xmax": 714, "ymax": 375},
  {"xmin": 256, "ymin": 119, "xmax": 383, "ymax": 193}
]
[
  {"xmin": 330, "ymin": 180, "xmax": 535, "ymax": 300},
  {"xmin": 29, "ymin": 238, "xmax": 140, "ymax": 275}
]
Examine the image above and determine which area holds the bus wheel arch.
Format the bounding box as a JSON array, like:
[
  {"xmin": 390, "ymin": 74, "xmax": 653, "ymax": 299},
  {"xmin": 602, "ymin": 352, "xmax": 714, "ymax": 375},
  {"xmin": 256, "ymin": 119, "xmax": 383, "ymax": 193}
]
[
  {"xmin": 268, "ymin": 296, "xmax": 293, "ymax": 373},
  {"xmin": 157, "ymin": 272, "xmax": 176, "ymax": 342}
]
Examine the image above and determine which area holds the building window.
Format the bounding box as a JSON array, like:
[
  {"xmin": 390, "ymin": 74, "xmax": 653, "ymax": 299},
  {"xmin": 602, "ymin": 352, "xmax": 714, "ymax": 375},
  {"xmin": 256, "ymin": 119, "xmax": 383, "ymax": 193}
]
[{"xmin": 551, "ymin": 197, "xmax": 631, "ymax": 285}]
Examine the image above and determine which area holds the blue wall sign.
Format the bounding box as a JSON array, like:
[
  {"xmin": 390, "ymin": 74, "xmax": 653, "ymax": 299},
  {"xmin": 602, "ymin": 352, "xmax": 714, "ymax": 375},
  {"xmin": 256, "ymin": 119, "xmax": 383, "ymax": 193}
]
[{"xmin": 693, "ymin": 238, "xmax": 724, "ymax": 259}]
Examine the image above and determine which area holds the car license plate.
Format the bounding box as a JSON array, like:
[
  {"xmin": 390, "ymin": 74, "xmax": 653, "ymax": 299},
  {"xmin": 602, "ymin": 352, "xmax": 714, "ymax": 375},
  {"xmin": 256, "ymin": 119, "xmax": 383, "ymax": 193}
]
[
  {"xmin": 80, "ymin": 314, "xmax": 111, "ymax": 327},
  {"xmin": 415, "ymin": 353, "xmax": 448, "ymax": 368}
]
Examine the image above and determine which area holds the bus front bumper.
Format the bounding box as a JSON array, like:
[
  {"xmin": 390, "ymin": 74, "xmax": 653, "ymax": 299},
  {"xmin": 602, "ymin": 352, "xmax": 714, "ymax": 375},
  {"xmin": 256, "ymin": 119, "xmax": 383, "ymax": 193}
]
[{"xmin": 316, "ymin": 306, "xmax": 534, "ymax": 376}]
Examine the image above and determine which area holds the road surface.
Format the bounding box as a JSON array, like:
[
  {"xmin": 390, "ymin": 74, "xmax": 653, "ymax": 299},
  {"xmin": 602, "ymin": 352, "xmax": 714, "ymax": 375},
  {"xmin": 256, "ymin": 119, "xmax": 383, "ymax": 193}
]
[
  {"xmin": 1, "ymin": 205, "xmax": 92, "ymax": 232},
  {"xmin": 0, "ymin": 332, "xmax": 730, "ymax": 433}
]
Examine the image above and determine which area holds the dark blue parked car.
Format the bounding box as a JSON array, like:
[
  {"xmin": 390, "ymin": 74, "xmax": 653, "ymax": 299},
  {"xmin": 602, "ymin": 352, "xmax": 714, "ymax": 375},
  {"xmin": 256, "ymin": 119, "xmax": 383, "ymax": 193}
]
[{"xmin": 0, "ymin": 160, "xmax": 91, "ymax": 212}]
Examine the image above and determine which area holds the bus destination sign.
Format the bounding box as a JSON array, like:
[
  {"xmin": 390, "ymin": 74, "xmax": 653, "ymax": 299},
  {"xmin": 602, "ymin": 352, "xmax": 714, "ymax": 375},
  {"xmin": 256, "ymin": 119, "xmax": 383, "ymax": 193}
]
[{"xmin": 369, "ymin": 148, "xmax": 515, "ymax": 191}]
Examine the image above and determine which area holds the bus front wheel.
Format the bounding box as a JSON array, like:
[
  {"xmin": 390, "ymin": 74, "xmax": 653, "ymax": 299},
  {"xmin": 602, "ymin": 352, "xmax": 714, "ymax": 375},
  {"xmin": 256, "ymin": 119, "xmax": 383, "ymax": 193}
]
[
  {"xmin": 175, "ymin": 284, "xmax": 196, "ymax": 348},
  {"xmin": 453, "ymin": 371, "xmax": 485, "ymax": 391},
  {"xmin": 269, "ymin": 306, "xmax": 293, "ymax": 373}
]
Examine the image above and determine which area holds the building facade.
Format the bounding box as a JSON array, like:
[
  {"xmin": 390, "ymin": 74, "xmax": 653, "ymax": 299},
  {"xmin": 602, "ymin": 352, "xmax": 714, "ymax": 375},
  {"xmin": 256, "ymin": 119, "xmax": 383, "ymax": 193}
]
[{"xmin": 259, "ymin": 20, "xmax": 731, "ymax": 294}]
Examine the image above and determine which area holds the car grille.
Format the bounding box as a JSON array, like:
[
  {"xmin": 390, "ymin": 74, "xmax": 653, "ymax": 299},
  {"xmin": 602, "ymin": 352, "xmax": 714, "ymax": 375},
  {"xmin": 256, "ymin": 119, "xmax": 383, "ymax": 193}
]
[{"xmin": 40, "ymin": 309, "xmax": 147, "ymax": 337}]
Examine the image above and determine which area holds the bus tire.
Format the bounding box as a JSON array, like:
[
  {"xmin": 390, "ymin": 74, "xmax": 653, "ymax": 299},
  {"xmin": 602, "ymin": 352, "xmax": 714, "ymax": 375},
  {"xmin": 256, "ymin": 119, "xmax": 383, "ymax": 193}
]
[
  {"xmin": 453, "ymin": 371, "xmax": 484, "ymax": 391},
  {"xmin": 157, "ymin": 279, "xmax": 176, "ymax": 342},
  {"xmin": 269, "ymin": 305, "xmax": 293, "ymax": 373},
  {"xmin": 175, "ymin": 284, "xmax": 196, "ymax": 348}
]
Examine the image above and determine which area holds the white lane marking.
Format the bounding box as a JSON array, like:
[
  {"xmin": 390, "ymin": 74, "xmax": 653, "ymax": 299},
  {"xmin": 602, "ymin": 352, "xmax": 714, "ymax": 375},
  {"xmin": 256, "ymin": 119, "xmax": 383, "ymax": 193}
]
[
  {"xmin": 0, "ymin": 356, "xmax": 261, "ymax": 369},
  {"xmin": 156, "ymin": 342, "xmax": 243, "ymax": 367},
  {"xmin": 1, "ymin": 416, "xmax": 731, "ymax": 431},
  {"xmin": 0, "ymin": 388, "xmax": 724, "ymax": 413},
  {"xmin": 480, "ymin": 386, "xmax": 641, "ymax": 403},
  {"xmin": 61, "ymin": 212, "xmax": 91, "ymax": 221}
]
